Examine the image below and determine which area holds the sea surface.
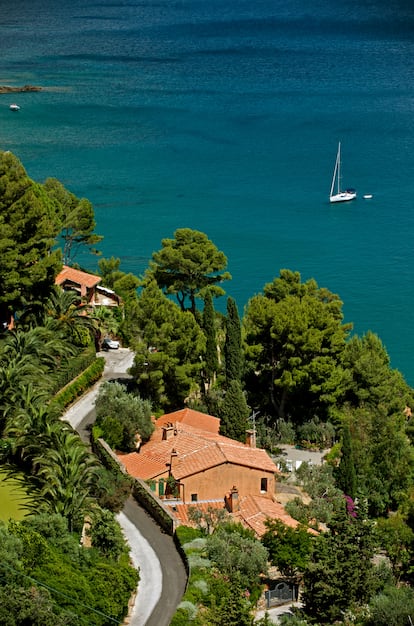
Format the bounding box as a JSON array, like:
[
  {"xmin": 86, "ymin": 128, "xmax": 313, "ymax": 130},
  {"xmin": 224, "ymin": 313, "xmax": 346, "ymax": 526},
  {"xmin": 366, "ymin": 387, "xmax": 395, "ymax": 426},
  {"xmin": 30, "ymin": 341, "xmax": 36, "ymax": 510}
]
[{"xmin": 1, "ymin": 0, "xmax": 414, "ymax": 383}]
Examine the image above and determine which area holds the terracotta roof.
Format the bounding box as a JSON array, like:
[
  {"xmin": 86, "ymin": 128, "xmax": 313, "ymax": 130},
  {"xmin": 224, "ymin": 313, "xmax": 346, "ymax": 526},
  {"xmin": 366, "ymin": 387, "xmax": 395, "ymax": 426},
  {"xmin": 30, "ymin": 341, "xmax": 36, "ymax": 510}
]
[
  {"xmin": 164, "ymin": 500, "xmax": 226, "ymax": 526},
  {"xmin": 55, "ymin": 265, "xmax": 101, "ymax": 289},
  {"xmin": 164, "ymin": 495, "xmax": 306, "ymax": 538},
  {"xmin": 217, "ymin": 443, "xmax": 276, "ymax": 473},
  {"xmin": 233, "ymin": 495, "xmax": 300, "ymax": 537},
  {"xmin": 117, "ymin": 452, "xmax": 167, "ymax": 480},
  {"xmin": 156, "ymin": 408, "xmax": 220, "ymax": 434},
  {"xmin": 172, "ymin": 439, "xmax": 277, "ymax": 480},
  {"xmin": 117, "ymin": 425, "xmax": 278, "ymax": 481}
]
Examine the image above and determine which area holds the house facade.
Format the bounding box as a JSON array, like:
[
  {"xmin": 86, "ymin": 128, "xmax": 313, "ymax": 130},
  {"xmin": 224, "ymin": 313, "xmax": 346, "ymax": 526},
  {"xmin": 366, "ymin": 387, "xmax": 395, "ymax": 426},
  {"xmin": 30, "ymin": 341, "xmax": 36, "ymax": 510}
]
[
  {"xmin": 55, "ymin": 265, "xmax": 121, "ymax": 307},
  {"xmin": 116, "ymin": 408, "xmax": 303, "ymax": 536},
  {"xmin": 118, "ymin": 408, "xmax": 277, "ymax": 504}
]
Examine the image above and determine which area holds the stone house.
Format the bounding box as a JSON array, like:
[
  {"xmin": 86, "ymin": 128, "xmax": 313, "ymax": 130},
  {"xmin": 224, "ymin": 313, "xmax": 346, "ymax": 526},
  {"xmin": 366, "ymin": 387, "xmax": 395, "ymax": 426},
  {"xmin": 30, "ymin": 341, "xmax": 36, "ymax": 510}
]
[{"xmin": 117, "ymin": 408, "xmax": 300, "ymax": 536}]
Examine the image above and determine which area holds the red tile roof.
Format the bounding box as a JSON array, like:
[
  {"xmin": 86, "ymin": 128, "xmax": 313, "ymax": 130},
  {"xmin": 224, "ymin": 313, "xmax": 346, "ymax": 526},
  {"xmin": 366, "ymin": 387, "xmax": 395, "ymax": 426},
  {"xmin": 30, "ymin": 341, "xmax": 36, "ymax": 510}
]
[
  {"xmin": 156, "ymin": 408, "xmax": 220, "ymax": 434},
  {"xmin": 163, "ymin": 495, "xmax": 304, "ymax": 538},
  {"xmin": 117, "ymin": 452, "xmax": 167, "ymax": 480},
  {"xmin": 55, "ymin": 265, "xmax": 101, "ymax": 289},
  {"xmin": 164, "ymin": 500, "xmax": 226, "ymax": 526},
  {"xmin": 117, "ymin": 422, "xmax": 277, "ymax": 481},
  {"xmin": 233, "ymin": 495, "xmax": 300, "ymax": 537}
]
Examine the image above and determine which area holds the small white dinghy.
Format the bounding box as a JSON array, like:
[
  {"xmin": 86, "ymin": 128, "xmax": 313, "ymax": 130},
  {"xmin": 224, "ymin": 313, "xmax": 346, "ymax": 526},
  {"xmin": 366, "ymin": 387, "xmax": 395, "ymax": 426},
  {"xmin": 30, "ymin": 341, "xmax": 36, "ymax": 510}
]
[
  {"xmin": 9, "ymin": 103, "xmax": 20, "ymax": 111},
  {"xmin": 363, "ymin": 194, "xmax": 373, "ymax": 199}
]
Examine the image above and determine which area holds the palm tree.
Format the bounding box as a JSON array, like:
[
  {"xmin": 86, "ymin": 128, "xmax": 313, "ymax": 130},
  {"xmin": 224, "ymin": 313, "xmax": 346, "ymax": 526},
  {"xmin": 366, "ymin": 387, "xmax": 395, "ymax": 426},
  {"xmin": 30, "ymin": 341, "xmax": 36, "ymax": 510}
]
[
  {"xmin": 2, "ymin": 326, "xmax": 73, "ymax": 370},
  {"xmin": 31, "ymin": 429, "xmax": 100, "ymax": 531},
  {"xmin": 43, "ymin": 287, "xmax": 97, "ymax": 343},
  {"xmin": 0, "ymin": 328, "xmax": 68, "ymax": 432},
  {"xmin": 0, "ymin": 356, "xmax": 45, "ymax": 434},
  {"xmin": 93, "ymin": 305, "xmax": 120, "ymax": 338},
  {"xmin": 3, "ymin": 398, "xmax": 61, "ymax": 466}
]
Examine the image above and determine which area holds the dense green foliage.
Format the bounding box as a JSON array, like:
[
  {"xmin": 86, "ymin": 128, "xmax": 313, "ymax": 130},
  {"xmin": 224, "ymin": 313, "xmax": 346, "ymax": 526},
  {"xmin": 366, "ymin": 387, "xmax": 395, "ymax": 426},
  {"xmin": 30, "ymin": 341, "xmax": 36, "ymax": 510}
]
[
  {"xmin": 202, "ymin": 290, "xmax": 219, "ymax": 384},
  {"xmin": 50, "ymin": 357, "xmax": 105, "ymax": 413},
  {"xmin": 367, "ymin": 585, "xmax": 414, "ymax": 626},
  {"xmin": 43, "ymin": 177, "xmax": 102, "ymax": 265},
  {"xmin": 206, "ymin": 522, "xmax": 268, "ymax": 591},
  {"xmin": 335, "ymin": 423, "xmax": 357, "ymax": 499},
  {"xmin": 129, "ymin": 280, "xmax": 205, "ymax": 409},
  {"xmin": 172, "ymin": 523, "xmax": 267, "ymax": 625},
  {"xmin": 0, "ymin": 151, "xmax": 62, "ymax": 324},
  {"xmin": 150, "ymin": 228, "xmax": 231, "ymax": 313},
  {"xmin": 94, "ymin": 380, "xmax": 154, "ymax": 451},
  {"xmin": 262, "ymin": 519, "xmax": 313, "ymax": 578},
  {"xmin": 302, "ymin": 503, "xmax": 377, "ymax": 624},
  {"xmin": 243, "ymin": 269, "xmax": 351, "ymax": 423},
  {"xmin": 285, "ymin": 463, "xmax": 345, "ymax": 528},
  {"xmin": 0, "ymin": 515, "xmax": 138, "ymax": 626}
]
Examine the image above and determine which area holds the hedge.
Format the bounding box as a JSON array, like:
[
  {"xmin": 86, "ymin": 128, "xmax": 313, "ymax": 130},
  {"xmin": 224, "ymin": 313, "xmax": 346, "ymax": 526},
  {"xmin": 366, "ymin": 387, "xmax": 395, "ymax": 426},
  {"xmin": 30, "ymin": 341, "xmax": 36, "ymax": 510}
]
[
  {"xmin": 50, "ymin": 345, "xmax": 97, "ymax": 395},
  {"xmin": 50, "ymin": 357, "xmax": 105, "ymax": 413}
]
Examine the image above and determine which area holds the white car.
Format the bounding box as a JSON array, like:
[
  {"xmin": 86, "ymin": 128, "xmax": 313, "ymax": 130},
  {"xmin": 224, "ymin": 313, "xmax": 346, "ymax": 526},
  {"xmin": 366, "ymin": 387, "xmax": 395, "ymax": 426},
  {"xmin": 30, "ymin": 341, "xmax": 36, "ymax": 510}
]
[{"xmin": 102, "ymin": 337, "xmax": 120, "ymax": 350}]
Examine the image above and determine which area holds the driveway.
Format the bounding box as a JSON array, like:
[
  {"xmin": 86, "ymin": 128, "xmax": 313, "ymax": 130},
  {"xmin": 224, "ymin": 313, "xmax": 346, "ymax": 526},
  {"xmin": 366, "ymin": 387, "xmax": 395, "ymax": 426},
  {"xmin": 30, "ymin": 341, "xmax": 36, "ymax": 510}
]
[
  {"xmin": 255, "ymin": 602, "xmax": 303, "ymax": 624},
  {"xmin": 63, "ymin": 348, "xmax": 187, "ymax": 625}
]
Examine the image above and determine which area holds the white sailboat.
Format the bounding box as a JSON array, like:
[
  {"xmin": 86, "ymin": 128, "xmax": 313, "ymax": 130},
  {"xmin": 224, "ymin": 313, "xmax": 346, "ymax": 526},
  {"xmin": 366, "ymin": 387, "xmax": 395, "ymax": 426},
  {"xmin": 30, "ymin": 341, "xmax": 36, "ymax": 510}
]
[{"xmin": 329, "ymin": 142, "xmax": 356, "ymax": 203}]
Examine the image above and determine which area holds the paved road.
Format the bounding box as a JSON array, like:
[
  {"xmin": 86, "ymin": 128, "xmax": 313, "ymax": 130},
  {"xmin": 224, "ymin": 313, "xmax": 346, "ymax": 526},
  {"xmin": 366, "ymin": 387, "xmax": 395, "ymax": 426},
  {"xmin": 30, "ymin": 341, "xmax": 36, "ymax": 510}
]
[
  {"xmin": 63, "ymin": 348, "xmax": 187, "ymax": 626},
  {"xmin": 255, "ymin": 603, "xmax": 303, "ymax": 624}
]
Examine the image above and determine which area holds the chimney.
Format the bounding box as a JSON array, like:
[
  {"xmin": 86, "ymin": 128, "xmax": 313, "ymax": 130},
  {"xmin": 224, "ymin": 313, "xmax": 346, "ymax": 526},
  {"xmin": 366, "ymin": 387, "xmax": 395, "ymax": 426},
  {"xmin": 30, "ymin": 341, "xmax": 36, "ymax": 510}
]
[
  {"xmin": 169, "ymin": 448, "xmax": 178, "ymax": 472},
  {"xmin": 162, "ymin": 423, "xmax": 175, "ymax": 440},
  {"xmin": 246, "ymin": 428, "xmax": 256, "ymax": 448},
  {"xmin": 225, "ymin": 485, "xmax": 239, "ymax": 513}
]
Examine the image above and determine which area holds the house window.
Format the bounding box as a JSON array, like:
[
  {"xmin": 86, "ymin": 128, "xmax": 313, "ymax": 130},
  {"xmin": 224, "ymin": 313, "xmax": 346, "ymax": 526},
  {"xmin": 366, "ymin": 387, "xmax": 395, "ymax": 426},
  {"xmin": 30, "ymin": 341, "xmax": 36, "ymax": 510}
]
[
  {"xmin": 260, "ymin": 478, "xmax": 268, "ymax": 493},
  {"xmin": 191, "ymin": 493, "xmax": 198, "ymax": 502},
  {"xmin": 158, "ymin": 478, "xmax": 165, "ymax": 497}
]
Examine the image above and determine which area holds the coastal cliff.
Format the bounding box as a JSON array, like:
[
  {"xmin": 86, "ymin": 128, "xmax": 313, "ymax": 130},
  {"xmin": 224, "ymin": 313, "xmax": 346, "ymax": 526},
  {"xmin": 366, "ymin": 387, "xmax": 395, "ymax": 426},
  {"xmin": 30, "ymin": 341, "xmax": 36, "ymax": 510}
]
[{"xmin": 0, "ymin": 85, "xmax": 41, "ymax": 94}]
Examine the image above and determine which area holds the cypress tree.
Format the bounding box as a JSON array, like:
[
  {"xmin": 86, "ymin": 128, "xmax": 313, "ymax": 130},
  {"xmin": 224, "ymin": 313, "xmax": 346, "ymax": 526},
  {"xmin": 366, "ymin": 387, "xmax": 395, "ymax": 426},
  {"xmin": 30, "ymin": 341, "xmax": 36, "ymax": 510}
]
[
  {"xmin": 219, "ymin": 379, "xmax": 249, "ymax": 442},
  {"xmin": 202, "ymin": 291, "xmax": 218, "ymax": 384},
  {"xmin": 224, "ymin": 296, "xmax": 243, "ymax": 385}
]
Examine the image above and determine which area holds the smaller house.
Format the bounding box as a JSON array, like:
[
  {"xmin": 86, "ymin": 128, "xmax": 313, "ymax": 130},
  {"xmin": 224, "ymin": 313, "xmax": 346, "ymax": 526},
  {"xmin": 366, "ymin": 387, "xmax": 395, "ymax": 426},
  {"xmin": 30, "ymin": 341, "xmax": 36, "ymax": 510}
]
[{"xmin": 55, "ymin": 265, "xmax": 121, "ymax": 307}]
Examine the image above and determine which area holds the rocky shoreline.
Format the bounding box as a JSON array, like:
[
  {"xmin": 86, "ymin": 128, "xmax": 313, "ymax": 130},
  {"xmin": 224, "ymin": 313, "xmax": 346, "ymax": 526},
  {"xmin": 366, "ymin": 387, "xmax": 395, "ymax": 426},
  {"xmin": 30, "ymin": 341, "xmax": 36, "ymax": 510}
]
[{"xmin": 0, "ymin": 85, "xmax": 42, "ymax": 94}]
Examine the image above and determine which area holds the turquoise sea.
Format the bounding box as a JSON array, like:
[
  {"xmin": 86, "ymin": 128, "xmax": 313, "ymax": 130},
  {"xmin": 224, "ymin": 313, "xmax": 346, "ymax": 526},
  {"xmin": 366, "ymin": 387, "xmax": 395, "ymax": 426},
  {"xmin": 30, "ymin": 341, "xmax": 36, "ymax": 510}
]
[{"xmin": 1, "ymin": 0, "xmax": 414, "ymax": 382}]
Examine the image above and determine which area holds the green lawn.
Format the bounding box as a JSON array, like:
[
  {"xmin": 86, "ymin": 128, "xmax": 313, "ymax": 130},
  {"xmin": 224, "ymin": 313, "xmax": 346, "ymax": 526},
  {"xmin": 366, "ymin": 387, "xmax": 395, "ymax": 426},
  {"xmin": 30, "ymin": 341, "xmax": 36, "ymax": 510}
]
[{"xmin": 0, "ymin": 470, "xmax": 31, "ymax": 522}]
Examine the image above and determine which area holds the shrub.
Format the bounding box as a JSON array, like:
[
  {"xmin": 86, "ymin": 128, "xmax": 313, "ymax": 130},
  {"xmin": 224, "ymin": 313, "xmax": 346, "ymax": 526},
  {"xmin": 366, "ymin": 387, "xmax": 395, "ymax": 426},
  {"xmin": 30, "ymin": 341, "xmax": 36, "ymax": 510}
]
[
  {"xmin": 175, "ymin": 526, "xmax": 204, "ymax": 545},
  {"xmin": 297, "ymin": 418, "xmax": 335, "ymax": 450},
  {"xmin": 93, "ymin": 467, "xmax": 132, "ymax": 513},
  {"xmin": 183, "ymin": 538, "xmax": 207, "ymax": 553},
  {"xmin": 95, "ymin": 381, "xmax": 154, "ymax": 451},
  {"xmin": 176, "ymin": 600, "xmax": 198, "ymax": 621},
  {"xmin": 367, "ymin": 585, "xmax": 414, "ymax": 626}
]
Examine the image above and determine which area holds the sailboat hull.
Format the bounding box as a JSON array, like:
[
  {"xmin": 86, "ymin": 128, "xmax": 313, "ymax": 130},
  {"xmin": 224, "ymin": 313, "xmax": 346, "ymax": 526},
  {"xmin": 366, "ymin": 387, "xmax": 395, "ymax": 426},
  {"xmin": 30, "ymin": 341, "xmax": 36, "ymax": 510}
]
[{"xmin": 330, "ymin": 191, "xmax": 357, "ymax": 203}]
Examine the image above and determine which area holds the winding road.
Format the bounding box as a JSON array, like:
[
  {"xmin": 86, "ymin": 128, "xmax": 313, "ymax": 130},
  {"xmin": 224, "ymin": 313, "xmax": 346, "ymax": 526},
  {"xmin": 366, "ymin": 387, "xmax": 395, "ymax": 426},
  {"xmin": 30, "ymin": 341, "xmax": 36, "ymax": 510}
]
[{"xmin": 63, "ymin": 348, "xmax": 187, "ymax": 626}]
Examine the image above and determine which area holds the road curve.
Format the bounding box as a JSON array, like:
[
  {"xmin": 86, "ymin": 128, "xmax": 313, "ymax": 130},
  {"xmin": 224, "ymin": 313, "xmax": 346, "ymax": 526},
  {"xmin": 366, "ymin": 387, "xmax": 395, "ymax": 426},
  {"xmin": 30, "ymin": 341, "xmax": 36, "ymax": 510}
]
[{"xmin": 63, "ymin": 349, "xmax": 187, "ymax": 625}]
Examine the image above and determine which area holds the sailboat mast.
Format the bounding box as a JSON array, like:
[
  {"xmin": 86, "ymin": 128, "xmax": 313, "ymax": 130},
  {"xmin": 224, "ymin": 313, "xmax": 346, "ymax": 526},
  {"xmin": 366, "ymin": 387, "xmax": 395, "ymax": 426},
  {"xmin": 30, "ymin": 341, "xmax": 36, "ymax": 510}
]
[
  {"xmin": 330, "ymin": 143, "xmax": 340, "ymax": 197},
  {"xmin": 337, "ymin": 141, "xmax": 341, "ymax": 194}
]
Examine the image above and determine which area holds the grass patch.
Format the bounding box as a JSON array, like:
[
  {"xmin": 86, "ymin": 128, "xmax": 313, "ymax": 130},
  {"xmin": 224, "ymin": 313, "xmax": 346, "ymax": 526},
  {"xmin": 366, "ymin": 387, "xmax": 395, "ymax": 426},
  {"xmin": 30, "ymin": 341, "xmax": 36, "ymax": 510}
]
[{"xmin": 0, "ymin": 469, "xmax": 32, "ymax": 522}]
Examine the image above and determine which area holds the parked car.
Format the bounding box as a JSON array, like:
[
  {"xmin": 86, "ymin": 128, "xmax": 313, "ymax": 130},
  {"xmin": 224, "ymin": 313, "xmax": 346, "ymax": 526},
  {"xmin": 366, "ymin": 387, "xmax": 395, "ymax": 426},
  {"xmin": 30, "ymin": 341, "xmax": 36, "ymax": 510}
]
[{"xmin": 102, "ymin": 337, "xmax": 120, "ymax": 350}]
